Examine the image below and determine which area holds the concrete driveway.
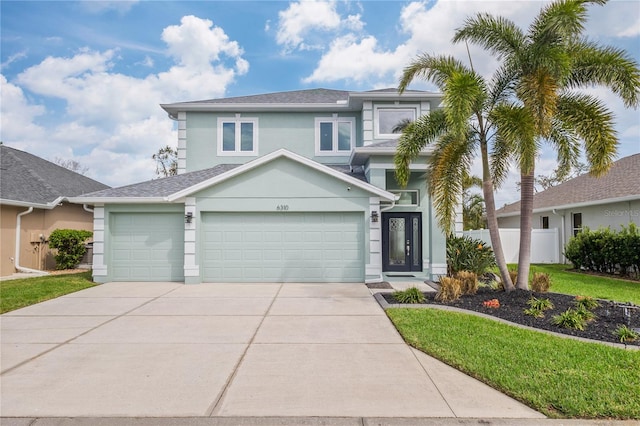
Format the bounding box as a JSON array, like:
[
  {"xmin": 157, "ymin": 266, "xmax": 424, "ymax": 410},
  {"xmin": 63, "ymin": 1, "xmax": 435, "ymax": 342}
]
[{"xmin": 1, "ymin": 282, "xmax": 544, "ymax": 419}]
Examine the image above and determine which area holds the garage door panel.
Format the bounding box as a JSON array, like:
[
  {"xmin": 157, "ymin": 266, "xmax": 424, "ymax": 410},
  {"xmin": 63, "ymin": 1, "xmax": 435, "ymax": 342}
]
[
  {"xmin": 202, "ymin": 212, "xmax": 364, "ymax": 282},
  {"xmin": 110, "ymin": 213, "xmax": 184, "ymax": 282}
]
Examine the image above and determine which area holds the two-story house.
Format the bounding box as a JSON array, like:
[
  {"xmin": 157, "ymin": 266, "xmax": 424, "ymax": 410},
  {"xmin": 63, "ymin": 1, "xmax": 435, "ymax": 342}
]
[{"xmin": 70, "ymin": 88, "xmax": 446, "ymax": 284}]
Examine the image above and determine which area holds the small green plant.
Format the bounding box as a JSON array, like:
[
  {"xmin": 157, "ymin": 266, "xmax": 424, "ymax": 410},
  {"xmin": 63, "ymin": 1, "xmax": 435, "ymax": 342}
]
[
  {"xmin": 524, "ymin": 297, "xmax": 554, "ymax": 318},
  {"xmin": 455, "ymin": 270, "xmax": 478, "ymax": 295},
  {"xmin": 574, "ymin": 295, "xmax": 600, "ymax": 310},
  {"xmin": 435, "ymin": 277, "xmax": 462, "ymax": 302},
  {"xmin": 551, "ymin": 309, "xmax": 587, "ymax": 331},
  {"xmin": 613, "ymin": 325, "xmax": 639, "ymax": 343},
  {"xmin": 446, "ymin": 236, "xmax": 496, "ymax": 275},
  {"xmin": 530, "ymin": 272, "xmax": 551, "ymax": 292},
  {"xmin": 575, "ymin": 305, "xmax": 597, "ymax": 323},
  {"xmin": 48, "ymin": 229, "xmax": 93, "ymax": 270},
  {"xmin": 393, "ymin": 287, "xmax": 425, "ymax": 304}
]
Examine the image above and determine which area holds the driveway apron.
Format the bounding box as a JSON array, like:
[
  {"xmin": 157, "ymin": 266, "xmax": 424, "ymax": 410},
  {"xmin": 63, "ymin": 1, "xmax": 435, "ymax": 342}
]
[{"xmin": 0, "ymin": 282, "xmax": 544, "ymax": 419}]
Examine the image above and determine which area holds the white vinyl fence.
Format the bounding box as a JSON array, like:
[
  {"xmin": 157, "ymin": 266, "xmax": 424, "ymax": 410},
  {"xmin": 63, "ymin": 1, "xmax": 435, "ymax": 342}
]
[{"xmin": 463, "ymin": 228, "xmax": 560, "ymax": 264}]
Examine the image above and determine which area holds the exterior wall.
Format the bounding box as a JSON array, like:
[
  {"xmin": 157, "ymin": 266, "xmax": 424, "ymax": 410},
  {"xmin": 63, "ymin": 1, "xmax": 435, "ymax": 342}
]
[
  {"xmin": 185, "ymin": 111, "xmax": 363, "ymax": 172},
  {"xmin": 0, "ymin": 204, "xmax": 94, "ymax": 276},
  {"xmin": 497, "ymin": 199, "xmax": 640, "ymax": 263},
  {"xmin": 189, "ymin": 157, "xmax": 374, "ymax": 284}
]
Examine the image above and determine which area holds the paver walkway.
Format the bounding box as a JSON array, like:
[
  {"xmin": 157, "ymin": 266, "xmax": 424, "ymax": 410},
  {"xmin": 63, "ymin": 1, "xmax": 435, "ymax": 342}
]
[{"xmin": 1, "ymin": 282, "xmax": 544, "ymax": 419}]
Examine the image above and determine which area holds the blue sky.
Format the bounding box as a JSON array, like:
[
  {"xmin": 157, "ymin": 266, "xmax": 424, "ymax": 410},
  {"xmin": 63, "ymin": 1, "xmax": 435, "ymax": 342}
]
[{"xmin": 1, "ymin": 0, "xmax": 639, "ymax": 207}]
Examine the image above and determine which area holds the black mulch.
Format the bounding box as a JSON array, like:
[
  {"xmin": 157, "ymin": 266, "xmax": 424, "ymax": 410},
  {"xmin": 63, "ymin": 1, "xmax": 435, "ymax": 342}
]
[{"xmin": 382, "ymin": 286, "xmax": 640, "ymax": 346}]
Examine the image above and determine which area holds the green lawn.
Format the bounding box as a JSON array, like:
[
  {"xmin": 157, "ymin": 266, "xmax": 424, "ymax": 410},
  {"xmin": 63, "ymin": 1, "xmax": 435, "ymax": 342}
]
[
  {"xmin": 387, "ymin": 308, "xmax": 640, "ymax": 419},
  {"xmin": 528, "ymin": 264, "xmax": 640, "ymax": 305},
  {"xmin": 0, "ymin": 271, "xmax": 95, "ymax": 314}
]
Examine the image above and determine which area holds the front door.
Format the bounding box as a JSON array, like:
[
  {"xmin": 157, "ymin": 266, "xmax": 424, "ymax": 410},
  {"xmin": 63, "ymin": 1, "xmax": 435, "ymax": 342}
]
[{"xmin": 382, "ymin": 213, "xmax": 422, "ymax": 272}]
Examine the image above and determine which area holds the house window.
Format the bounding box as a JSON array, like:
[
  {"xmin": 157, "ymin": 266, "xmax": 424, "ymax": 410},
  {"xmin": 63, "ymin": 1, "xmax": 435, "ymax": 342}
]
[
  {"xmin": 315, "ymin": 115, "xmax": 355, "ymax": 155},
  {"xmin": 392, "ymin": 190, "xmax": 419, "ymax": 206},
  {"xmin": 541, "ymin": 216, "xmax": 549, "ymax": 229},
  {"xmin": 572, "ymin": 213, "xmax": 582, "ymax": 236},
  {"xmin": 374, "ymin": 105, "xmax": 418, "ymax": 139},
  {"xmin": 217, "ymin": 115, "xmax": 258, "ymax": 156}
]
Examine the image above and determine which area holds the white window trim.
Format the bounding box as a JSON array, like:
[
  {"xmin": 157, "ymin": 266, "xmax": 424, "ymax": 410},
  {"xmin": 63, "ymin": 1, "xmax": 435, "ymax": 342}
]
[
  {"xmin": 374, "ymin": 104, "xmax": 420, "ymax": 139},
  {"xmin": 314, "ymin": 115, "xmax": 356, "ymax": 156},
  {"xmin": 391, "ymin": 190, "xmax": 420, "ymax": 207},
  {"xmin": 217, "ymin": 115, "xmax": 259, "ymax": 156}
]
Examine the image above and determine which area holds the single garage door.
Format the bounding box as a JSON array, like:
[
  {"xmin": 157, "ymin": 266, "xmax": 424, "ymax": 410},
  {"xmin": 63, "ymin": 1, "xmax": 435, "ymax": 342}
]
[
  {"xmin": 202, "ymin": 212, "xmax": 364, "ymax": 282},
  {"xmin": 110, "ymin": 213, "xmax": 184, "ymax": 281}
]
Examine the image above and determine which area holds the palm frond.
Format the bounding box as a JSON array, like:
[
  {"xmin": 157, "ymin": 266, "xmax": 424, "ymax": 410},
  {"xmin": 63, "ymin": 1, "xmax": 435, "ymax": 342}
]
[
  {"xmin": 443, "ymin": 70, "xmax": 487, "ymax": 137},
  {"xmin": 394, "ymin": 109, "xmax": 448, "ymax": 187},
  {"xmin": 567, "ymin": 41, "xmax": 640, "ymax": 108},
  {"xmin": 491, "ymin": 103, "xmax": 537, "ymax": 174},
  {"xmin": 529, "ymin": 0, "xmax": 602, "ymax": 46},
  {"xmin": 398, "ymin": 54, "xmax": 467, "ymax": 93},
  {"xmin": 453, "ymin": 13, "xmax": 527, "ymax": 59},
  {"xmin": 556, "ymin": 92, "xmax": 618, "ymax": 176},
  {"xmin": 548, "ymin": 118, "xmax": 581, "ymax": 179}
]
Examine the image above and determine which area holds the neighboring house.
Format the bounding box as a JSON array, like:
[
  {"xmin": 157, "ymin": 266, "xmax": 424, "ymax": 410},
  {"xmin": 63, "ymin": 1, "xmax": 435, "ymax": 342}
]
[
  {"xmin": 70, "ymin": 88, "xmax": 446, "ymax": 284},
  {"xmin": 496, "ymin": 153, "xmax": 640, "ymax": 261},
  {"xmin": 0, "ymin": 145, "xmax": 110, "ymax": 276}
]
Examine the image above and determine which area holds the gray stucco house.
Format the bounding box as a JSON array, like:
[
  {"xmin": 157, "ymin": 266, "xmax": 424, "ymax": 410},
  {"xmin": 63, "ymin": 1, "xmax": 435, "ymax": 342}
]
[
  {"xmin": 70, "ymin": 88, "xmax": 446, "ymax": 284},
  {"xmin": 496, "ymin": 153, "xmax": 640, "ymax": 255}
]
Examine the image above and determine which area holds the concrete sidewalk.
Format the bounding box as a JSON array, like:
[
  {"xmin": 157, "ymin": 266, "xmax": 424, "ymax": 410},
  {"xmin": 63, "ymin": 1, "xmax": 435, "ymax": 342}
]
[{"xmin": 1, "ymin": 282, "xmax": 544, "ymax": 419}]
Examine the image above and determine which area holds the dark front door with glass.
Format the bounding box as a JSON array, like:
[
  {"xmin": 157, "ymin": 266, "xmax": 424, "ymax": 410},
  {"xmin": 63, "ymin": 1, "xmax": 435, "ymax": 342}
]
[{"xmin": 382, "ymin": 213, "xmax": 422, "ymax": 272}]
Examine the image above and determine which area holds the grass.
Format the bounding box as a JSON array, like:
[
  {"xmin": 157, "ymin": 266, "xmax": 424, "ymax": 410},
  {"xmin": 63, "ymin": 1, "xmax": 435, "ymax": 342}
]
[
  {"xmin": 387, "ymin": 308, "xmax": 640, "ymax": 419},
  {"xmin": 0, "ymin": 271, "xmax": 95, "ymax": 314},
  {"xmin": 512, "ymin": 264, "xmax": 640, "ymax": 305}
]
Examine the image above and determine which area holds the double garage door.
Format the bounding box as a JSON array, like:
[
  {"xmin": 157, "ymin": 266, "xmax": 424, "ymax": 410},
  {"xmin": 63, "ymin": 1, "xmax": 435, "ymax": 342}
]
[{"xmin": 202, "ymin": 212, "xmax": 364, "ymax": 282}]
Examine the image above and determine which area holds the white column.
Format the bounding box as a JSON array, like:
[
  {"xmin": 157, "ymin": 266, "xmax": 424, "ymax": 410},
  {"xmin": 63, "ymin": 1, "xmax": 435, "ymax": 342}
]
[
  {"xmin": 362, "ymin": 101, "xmax": 373, "ymax": 145},
  {"xmin": 183, "ymin": 197, "xmax": 199, "ymax": 283},
  {"xmin": 365, "ymin": 197, "xmax": 383, "ymax": 282},
  {"xmin": 92, "ymin": 206, "xmax": 107, "ymax": 282},
  {"xmin": 177, "ymin": 111, "xmax": 187, "ymax": 174}
]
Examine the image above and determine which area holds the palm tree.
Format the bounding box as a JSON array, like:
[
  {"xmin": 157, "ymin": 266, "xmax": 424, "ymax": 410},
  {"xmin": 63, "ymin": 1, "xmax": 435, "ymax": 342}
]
[
  {"xmin": 395, "ymin": 55, "xmax": 516, "ymax": 291},
  {"xmin": 454, "ymin": 0, "xmax": 640, "ymax": 289}
]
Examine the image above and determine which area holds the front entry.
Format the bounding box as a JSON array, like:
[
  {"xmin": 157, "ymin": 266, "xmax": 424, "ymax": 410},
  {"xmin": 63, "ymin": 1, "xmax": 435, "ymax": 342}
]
[{"xmin": 382, "ymin": 213, "xmax": 422, "ymax": 272}]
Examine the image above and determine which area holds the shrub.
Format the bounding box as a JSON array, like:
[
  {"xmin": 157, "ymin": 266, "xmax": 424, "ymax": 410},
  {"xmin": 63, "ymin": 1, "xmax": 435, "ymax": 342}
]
[
  {"xmin": 435, "ymin": 277, "xmax": 462, "ymax": 302},
  {"xmin": 614, "ymin": 325, "xmax": 639, "ymax": 343},
  {"xmin": 527, "ymin": 297, "xmax": 554, "ymax": 311},
  {"xmin": 509, "ymin": 269, "xmax": 518, "ymax": 285},
  {"xmin": 393, "ymin": 287, "xmax": 425, "ymax": 304},
  {"xmin": 564, "ymin": 223, "xmax": 640, "ymax": 278},
  {"xmin": 446, "ymin": 236, "xmax": 496, "ymax": 275},
  {"xmin": 523, "ymin": 307, "xmax": 545, "ymax": 318},
  {"xmin": 574, "ymin": 296, "xmax": 600, "ymax": 311},
  {"xmin": 552, "ymin": 309, "xmax": 587, "ymax": 331},
  {"xmin": 575, "ymin": 306, "xmax": 597, "ymax": 323},
  {"xmin": 455, "ymin": 271, "xmax": 478, "ymax": 295},
  {"xmin": 530, "ymin": 272, "xmax": 551, "ymax": 292},
  {"xmin": 48, "ymin": 229, "xmax": 93, "ymax": 270}
]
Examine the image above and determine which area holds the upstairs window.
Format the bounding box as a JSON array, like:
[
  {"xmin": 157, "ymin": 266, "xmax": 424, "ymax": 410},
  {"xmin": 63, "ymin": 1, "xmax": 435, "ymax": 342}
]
[
  {"xmin": 315, "ymin": 115, "xmax": 355, "ymax": 155},
  {"xmin": 375, "ymin": 105, "xmax": 418, "ymax": 139},
  {"xmin": 217, "ymin": 115, "xmax": 258, "ymax": 156}
]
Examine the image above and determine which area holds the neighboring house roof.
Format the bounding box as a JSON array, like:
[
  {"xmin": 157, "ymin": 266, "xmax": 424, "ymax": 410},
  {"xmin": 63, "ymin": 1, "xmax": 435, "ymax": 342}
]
[
  {"xmin": 71, "ymin": 150, "xmax": 391, "ymax": 204},
  {"xmin": 161, "ymin": 88, "xmax": 442, "ymax": 116},
  {"xmin": 496, "ymin": 153, "xmax": 640, "ymax": 217},
  {"xmin": 0, "ymin": 145, "xmax": 110, "ymax": 208}
]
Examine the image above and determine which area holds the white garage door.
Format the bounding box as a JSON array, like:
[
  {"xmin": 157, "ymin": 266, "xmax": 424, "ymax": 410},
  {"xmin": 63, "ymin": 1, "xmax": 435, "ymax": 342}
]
[
  {"xmin": 110, "ymin": 213, "xmax": 184, "ymax": 281},
  {"xmin": 202, "ymin": 212, "xmax": 364, "ymax": 282}
]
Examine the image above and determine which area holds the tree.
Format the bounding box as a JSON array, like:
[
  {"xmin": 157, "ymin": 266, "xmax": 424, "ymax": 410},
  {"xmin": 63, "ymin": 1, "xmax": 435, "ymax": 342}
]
[
  {"xmin": 53, "ymin": 157, "xmax": 89, "ymax": 175},
  {"xmin": 515, "ymin": 162, "xmax": 588, "ymax": 192},
  {"xmin": 395, "ymin": 55, "xmax": 516, "ymax": 290},
  {"xmin": 152, "ymin": 145, "xmax": 177, "ymax": 177},
  {"xmin": 454, "ymin": 0, "xmax": 640, "ymax": 289}
]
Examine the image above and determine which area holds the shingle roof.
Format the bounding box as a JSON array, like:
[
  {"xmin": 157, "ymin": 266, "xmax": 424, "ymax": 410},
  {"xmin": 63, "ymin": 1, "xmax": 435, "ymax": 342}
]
[
  {"xmin": 82, "ymin": 165, "xmax": 239, "ymax": 198},
  {"xmin": 190, "ymin": 88, "xmax": 350, "ymax": 105},
  {"xmin": 81, "ymin": 163, "xmax": 368, "ymax": 199},
  {"xmin": 0, "ymin": 145, "xmax": 109, "ymax": 205},
  {"xmin": 496, "ymin": 153, "xmax": 640, "ymax": 215}
]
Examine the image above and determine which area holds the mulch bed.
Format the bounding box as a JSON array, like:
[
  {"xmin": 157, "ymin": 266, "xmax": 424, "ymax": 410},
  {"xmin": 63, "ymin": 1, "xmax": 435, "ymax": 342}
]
[{"xmin": 382, "ymin": 286, "xmax": 640, "ymax": 346}]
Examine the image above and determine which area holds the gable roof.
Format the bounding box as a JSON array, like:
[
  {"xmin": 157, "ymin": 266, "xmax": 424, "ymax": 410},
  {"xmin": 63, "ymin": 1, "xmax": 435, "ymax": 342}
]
[
  {"xmin": 70, "ymin": 150, "xmax": 394, "ymax": 204},
  {"xmin": 496, "ymin": 153, "xmax": 640, "ymax": 217},
  {"xmin": 0, "ymin": 145, "xmax": 110, "ymax": 208},
  {"xmin": 161, "ymin": 87, "xmax": 442, "ymax": 116}
]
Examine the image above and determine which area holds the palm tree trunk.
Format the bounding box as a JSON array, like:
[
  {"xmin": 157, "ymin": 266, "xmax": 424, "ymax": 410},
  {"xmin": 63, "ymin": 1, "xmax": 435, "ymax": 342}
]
[
  {"xmin": 480, "ymin": 141, "xmax": 514, "ymax": 291},
  {"xmin": 517, "ymin": 170, "xmax": 535, "ymax": 290}
]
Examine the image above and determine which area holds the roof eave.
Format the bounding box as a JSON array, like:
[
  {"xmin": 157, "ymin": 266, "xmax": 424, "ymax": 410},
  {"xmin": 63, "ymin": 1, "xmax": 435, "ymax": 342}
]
[
  {"xmin": 160, "ymin": 102, "xmax": 359, "ymax": 116},
  {"xmin": 496, "ymin": 194, "xmax": 640, "ymax": 218},
  {"xmin": 67, "ymin": 197, "xmax": 170, "ymax": 204}
]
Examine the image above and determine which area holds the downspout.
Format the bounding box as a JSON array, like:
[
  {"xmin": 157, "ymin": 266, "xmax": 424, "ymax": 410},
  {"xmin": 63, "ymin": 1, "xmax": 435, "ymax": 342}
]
[
  {"xmin": 15, "ymin": 207, "xmax": 48, "ymax": 275},
  {"xmin": 83, "ymin": 204, "xmax": 94, "ymax": 213}
]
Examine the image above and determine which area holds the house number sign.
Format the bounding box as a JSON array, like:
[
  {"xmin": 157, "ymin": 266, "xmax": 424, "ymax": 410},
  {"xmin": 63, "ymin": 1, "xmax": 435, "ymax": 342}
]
[{"xmin": 276, "ymin": 204, "xmax": 290, "ymax": 211}]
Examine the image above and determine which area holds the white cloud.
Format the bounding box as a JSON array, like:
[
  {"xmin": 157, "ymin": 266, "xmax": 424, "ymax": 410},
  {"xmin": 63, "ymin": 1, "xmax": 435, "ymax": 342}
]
[{"xmin": 2, "ymin": 15, "xmax": 248, "ymax": 187}]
